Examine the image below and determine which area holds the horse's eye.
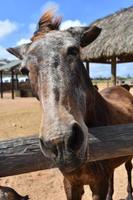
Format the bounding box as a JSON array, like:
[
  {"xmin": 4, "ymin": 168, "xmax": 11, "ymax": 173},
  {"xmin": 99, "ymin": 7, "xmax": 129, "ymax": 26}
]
[
  {"xmin": 20, "ymin": 67, "xmax": 29, "ymax": 75},
  {"xmin": 67, "ymin": 47, "xmax": 79, "ymax": 56}
]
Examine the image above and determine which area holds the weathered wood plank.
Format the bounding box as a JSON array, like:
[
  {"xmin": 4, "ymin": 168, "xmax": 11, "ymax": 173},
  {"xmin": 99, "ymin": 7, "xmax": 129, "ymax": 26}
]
[
  {"xmin": 88, "ymin": 123, "xmax": 133, "ymax": 161},
  {"xmin": 0, "ymin": 123, "xmax": 133, "ymax": 177},
  {"xmin": 0, "ymin": 136, "xmax": 55, "ymax": 177}
]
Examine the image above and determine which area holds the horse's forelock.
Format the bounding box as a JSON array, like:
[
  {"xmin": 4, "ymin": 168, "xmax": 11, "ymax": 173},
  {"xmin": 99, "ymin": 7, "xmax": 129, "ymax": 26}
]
[{"xmin": 31, "ymin": 10, "xmax": 62, "ymax": 42}]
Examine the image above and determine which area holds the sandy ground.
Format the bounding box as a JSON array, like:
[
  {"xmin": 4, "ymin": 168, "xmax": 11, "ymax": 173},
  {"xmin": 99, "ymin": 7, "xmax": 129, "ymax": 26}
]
[
  {"xmin": 0, "ymin": 166, "xmax": 132, "ymax": 200},
  {"xmin": 0, "ymin": 86, "xmax": 133, "ymax": 200},
  {"xmin": 0, "ymin": 95, "xmax": 41, "ymax": 140}
]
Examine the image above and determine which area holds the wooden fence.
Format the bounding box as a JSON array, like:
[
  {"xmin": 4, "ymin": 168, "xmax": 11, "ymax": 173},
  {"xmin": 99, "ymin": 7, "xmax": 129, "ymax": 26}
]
[{"xmin": 0, "ymin": 123, "xmax": 133, "ymax": 177}]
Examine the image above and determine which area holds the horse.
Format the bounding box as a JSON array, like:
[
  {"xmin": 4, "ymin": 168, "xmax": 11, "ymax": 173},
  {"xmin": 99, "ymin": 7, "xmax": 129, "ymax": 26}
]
[
  {"xmin": 0, "ymin": 186, "xmax": 29, "ymax": 200},
  {"xmin": 121, "ymin": 84, "xmax": 131, "ymax": 91},
  {"xmin": 7, "ymin": 10, "xmax": 133, "ymax": 200}
]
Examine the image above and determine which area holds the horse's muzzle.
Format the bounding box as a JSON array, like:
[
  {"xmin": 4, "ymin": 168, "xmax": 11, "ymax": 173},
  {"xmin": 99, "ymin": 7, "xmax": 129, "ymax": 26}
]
[{"xmin": 39, "ymin": 123, "xmax": 85, "ymax": 172}]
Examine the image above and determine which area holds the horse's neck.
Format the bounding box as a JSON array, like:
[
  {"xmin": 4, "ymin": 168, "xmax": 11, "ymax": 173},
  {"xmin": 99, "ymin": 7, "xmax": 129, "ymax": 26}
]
[
  {"xmin": 82, "ymin": 69, "xmax": 112, "ymax": 127},
  {"xmin": 85, "ymin": 88, "xmax": 111, "ymax": 127}
]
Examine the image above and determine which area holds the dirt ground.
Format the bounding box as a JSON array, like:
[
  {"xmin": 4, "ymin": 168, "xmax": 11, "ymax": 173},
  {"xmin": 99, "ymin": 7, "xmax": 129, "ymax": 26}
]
[
  {"xmin": 0, "ymin": 166, "xmax": 132, "ymax": 200},
  {"xmin": 0, "ymin": 86, "xmax": 133, "ymax": 200}
]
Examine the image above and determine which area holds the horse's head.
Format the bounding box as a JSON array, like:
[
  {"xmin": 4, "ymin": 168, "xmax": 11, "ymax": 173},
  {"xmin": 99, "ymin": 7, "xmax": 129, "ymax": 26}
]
[{"xmin": 7, "ymin": 10, "xmax": 101, "ymax": 173}]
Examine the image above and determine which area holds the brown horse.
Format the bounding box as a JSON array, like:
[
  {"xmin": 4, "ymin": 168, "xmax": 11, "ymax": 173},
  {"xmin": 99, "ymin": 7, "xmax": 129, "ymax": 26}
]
[{"xmin": 7, "ymin": 11, "xmax": 133, "ymax": 200}]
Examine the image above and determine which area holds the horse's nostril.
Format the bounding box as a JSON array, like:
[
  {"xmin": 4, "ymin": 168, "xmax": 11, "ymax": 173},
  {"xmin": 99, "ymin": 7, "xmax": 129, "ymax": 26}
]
[
  {"xmin": 39, "ymin": 138, "xmax": 58, "ymax": 158},
  {"xmin": 67, "ymin": 123, "xmax": 84, "ymax": 152}
]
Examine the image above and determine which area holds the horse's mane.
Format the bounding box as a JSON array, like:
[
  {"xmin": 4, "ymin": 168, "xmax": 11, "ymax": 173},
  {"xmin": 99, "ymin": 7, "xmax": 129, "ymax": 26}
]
[{"xmin": 31, "ymin": 10, "xmax": 62, "ymax": 42}]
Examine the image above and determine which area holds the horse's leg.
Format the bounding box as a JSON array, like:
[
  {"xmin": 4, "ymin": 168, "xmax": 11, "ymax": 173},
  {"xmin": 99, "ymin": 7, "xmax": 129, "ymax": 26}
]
[
  {"xmin": 90, "ymin": 177, "xmax": 109, "ymax": 200},
  {"xmin": 125, "ymin": 160, "xmax": 133, "ymax": 200},
  {"xmin": 63, "ymin": 177, "xmax": 84, "ymax": 200},
  {"xmin": 106, "ymin": 173, "xmax": 114, "ymax": 200}
]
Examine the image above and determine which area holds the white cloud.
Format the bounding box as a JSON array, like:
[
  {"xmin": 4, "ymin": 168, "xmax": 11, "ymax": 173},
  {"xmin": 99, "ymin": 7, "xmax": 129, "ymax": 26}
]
[
  {"xmin": 60, "ymin": 20, "xmax": 86, "ymax": 30},
  {"xmin": 41, "ymin": 1, "xmax": 59, "ymax": 14},
  {"xmin": 16, "ymin": 38, "xmax": 30, "ymax": 46},
  {"xmin": 0, "ymin": 45, "xmax": 16, "ymax": 60},
  {"xmin": 0, "ymin": 19, "xmax": 17, "ymax": 38}
]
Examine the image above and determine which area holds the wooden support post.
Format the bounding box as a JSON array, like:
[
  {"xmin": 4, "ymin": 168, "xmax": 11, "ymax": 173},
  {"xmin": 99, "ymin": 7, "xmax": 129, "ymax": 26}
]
[
  {"xmin": 11, "ymin": 69, "xmax": 14, "ymax": 99},
  {"xmin": 86, "ymin": 62, "xmax": 90, "ymax": 76},
  {"xmin": 0, "ymin": 123, "xmax": 133, "ymax": 177},
  {"xmin": 0, "ymin": 71, "xmax": 3, "ymax": 98},
  {"xmin": 15, "ymin": 73, "xmax": 19, "ymax": 90},
  {"xmin": 111, "ymin": 57, "xmax": 116, "ymax": 86}
]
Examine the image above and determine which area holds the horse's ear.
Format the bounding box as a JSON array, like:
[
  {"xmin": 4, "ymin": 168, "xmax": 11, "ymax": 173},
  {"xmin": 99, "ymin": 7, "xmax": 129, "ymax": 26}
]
[
  {"xmin": 7, "ymin": 43, "xmax": 31, "ymax": 60},
  {"xmin": 80, "ymin": 26, "xmax": 101, "ymax": 47}
]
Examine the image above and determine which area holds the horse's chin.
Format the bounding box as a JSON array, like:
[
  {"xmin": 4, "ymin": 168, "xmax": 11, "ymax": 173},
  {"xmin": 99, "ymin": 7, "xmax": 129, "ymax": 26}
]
[{"xmin": 55, "ymin": 155, "xmax": 86, "ymax": 174}]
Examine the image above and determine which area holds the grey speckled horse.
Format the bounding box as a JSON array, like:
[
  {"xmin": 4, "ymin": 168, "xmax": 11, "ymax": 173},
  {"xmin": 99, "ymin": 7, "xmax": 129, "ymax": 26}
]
[{"xmin": 7, "ymin": 10, "xmax": 133, "ymax": 200}]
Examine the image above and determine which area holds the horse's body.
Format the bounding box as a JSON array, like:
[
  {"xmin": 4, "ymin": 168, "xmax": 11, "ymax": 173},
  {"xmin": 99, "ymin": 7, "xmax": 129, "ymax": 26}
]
[
  {"xmin": 100, "ymin": 86, "xmax": 133, "ymax": 125},
  {"xmin": 63, "ymin": 86, "xmax": 133, "ymax": 199},
  {"xmin": 7, "ymin": 10, "xmax": 133, "ymax": 200}
]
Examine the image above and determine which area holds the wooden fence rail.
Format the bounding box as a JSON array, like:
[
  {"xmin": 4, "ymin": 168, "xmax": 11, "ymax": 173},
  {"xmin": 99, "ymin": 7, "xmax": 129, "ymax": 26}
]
[{"xmin": 0, "ymin": 123, "xmax": 133, "ymax": 177}]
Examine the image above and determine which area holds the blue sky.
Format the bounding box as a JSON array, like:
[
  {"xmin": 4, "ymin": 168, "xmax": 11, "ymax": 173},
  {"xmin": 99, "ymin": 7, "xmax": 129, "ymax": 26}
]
[{"xmin": 0, "ymin": 0, "xmax": 133, "ymax": 77}]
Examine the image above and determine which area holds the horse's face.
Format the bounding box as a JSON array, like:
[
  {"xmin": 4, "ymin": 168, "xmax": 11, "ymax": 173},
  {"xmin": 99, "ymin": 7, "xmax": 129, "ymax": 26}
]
[{"xmin": 7, "ymin": 26, "xmax": 101, "ymax": 173}]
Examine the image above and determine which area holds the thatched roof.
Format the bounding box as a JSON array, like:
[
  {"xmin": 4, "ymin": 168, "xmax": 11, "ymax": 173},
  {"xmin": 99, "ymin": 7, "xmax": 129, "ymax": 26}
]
[
  {"xmin": 81, "ymin": 6, "xmax": 133, "ymax": 63},
  {"xmin": 0, "ymin": 60, "xmax": 21, "ymax": 71},
  {"xmin": 0, "ymin": 59, "xmax": 10, "ymax": 67}
]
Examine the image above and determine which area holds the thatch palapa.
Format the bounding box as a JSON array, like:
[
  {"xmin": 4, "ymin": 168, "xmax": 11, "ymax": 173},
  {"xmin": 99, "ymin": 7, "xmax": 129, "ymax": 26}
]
[{"xmin": 81, "ymin": 6, "xmax": 133, "ymax": 63}]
